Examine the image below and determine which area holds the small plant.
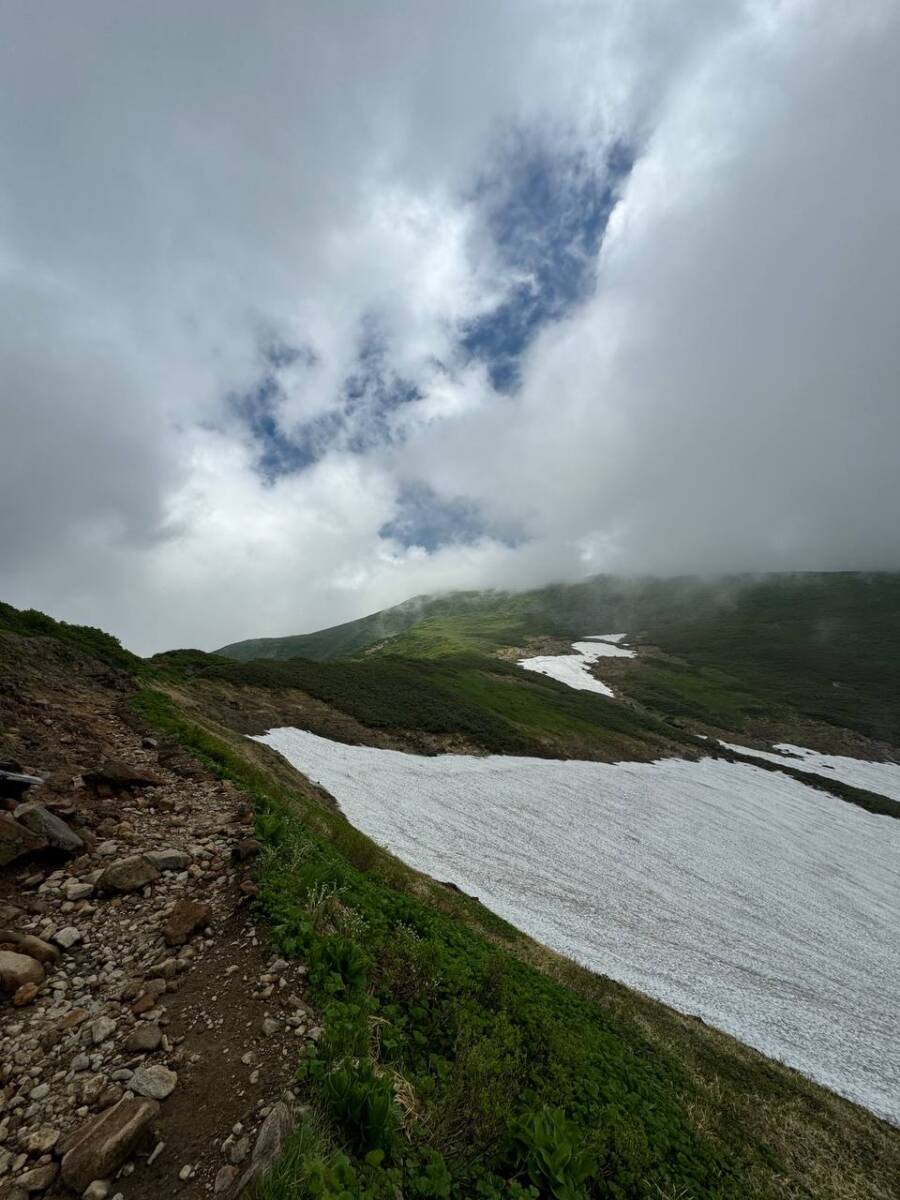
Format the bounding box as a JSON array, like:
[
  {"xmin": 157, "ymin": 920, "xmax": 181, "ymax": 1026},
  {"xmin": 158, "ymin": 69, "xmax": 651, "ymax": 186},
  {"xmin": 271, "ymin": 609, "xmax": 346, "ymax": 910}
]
[
  {"xmin": 321, "ymin": 1060, "xmax": 400, "ymax": 1155},
  {"xmin": 509, "ymin": 1107, "xmax": 595, "ymax": 1200},
  {"xmin": 311, "ymin": 935, "xmax": 370, "ymax": 996}
]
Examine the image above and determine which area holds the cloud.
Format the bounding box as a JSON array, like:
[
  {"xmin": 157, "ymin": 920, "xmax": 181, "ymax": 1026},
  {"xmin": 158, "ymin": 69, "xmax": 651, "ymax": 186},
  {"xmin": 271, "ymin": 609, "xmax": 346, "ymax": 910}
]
[{"xmin": 0, "ymin": 1, "xmax": 897, "ymax": 653}]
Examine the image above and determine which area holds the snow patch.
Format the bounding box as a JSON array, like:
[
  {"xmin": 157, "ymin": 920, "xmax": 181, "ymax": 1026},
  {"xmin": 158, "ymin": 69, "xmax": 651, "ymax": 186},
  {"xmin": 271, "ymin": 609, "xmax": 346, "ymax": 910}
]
[
  {"xmin": 255, "ymin": 727, "xmax": 900, "ymax": 1126},
  {"xmin": 518, "ymin": 636, "xmax": 634, "ymax": 695},
  {"xmin": 720, "ymin": 741, "xmax": 900, "ymax": 803}
]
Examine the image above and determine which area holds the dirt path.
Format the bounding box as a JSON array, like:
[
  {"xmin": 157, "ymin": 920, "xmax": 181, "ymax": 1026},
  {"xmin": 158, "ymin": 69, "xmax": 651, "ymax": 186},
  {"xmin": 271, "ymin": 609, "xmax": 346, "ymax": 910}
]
[{"xmin": 0, "ymin": 638, "xmax": 316, "ymax": 1199}]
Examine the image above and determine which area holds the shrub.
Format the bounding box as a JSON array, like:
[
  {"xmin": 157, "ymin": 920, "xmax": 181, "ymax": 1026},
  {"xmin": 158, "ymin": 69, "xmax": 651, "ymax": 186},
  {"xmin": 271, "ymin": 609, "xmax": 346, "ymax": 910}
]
[
  {"xmin": 509, "ymin": 1107, "xmax": 595, "ymax": 1200},
  {"xmin": 321, "ymin": 1060, "xmax": 400, "ymax": 1155}
]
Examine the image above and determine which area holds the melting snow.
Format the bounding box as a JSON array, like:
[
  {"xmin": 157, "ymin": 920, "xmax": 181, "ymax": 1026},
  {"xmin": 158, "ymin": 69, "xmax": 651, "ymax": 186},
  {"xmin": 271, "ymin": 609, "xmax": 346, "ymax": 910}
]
[
  {"xmin": 519, "ymin": 635, "xmax": 635, "ymax": 696},
  {"xmin": 720, "ymin": 741, "xmax": 900, "ymax": 803},
  {"xmin": 255, "ymin": 727, "xmax": 900, "ymax": 1125}
]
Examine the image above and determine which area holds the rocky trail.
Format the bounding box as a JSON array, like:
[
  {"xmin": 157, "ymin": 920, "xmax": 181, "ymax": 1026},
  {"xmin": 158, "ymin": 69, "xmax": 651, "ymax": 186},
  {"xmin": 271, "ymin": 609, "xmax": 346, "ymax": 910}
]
[{"xmin": 0, "ymin": 636, "xmax": 317, "ymax": 1199}]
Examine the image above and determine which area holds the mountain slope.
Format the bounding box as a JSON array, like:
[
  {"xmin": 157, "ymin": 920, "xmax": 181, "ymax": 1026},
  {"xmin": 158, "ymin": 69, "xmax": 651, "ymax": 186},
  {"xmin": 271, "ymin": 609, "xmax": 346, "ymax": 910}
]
[{"xmin": 217, "ymin": 572, "xmax": 900, "ymax": 747}]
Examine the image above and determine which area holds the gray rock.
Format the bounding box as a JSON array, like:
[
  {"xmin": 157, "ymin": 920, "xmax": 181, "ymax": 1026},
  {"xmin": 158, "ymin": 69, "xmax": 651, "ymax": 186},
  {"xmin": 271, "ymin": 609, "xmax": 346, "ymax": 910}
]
[
  {"xmin": 90, "ymin": 1016, "xmax": 116, "ymax": 1045},
  {"xmin": 83, "ymin": 1182, "xmax": 111, "ymax": 1200},
  {"xmin": 214, "ymin": 1164, "xmax": 238, "ymax": 1194},
  {"xmin": 0, "ymin": 812, "xmax": 47, "ymax": 866},
  {"xmin": 144, "ymin": 848, "xmax": 191, "ymax": 872},
  {"xmin": 129, "ymin": 1065, "xmax": 177, "ymax": 1100},
  {"xmin": 97, "ymin": 856, "xmax": 160, "ymax": 893},
  {"xmin": 232, "ymin": 1102, "xmax": 293, "ymax": 1196},
  {"xmin": 0, "ymin": 950, "xmax": 45, "ymax": 993},
  {"xmin": 123, "ymin": 1024, "xmax": 162, "ymax": 1054},
  {"xmin": 54, "ymin": 926, "xmax": 84, "ymax": 950},
  {"xmin": 14, "ymin": 1161, "xmax": 58, "ymax": 1192},
  {"xmin": 66, "ymin": 881, "xmax": 95, "ymax": 902},
  {"xmin": 14, "ymin": 803, "xmax": 84, "ymax": 853},
  {"xmin": 60, "ymin": 1097, "xmax": 160, "ymax": 1193},
  {"xmin": 0, "ymin": 901, "xmax": 26, "ymax": 926},
  {"xmin": 228, "ymin": 1136, "xmax": 250, "ymax": 1165}
]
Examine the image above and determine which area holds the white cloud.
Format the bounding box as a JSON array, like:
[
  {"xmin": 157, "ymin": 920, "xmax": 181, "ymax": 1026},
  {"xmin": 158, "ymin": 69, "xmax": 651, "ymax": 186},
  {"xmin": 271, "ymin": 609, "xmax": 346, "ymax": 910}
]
[{"xmin": 1, "ymin": 1, "xmax": 897, "ymax": 653}]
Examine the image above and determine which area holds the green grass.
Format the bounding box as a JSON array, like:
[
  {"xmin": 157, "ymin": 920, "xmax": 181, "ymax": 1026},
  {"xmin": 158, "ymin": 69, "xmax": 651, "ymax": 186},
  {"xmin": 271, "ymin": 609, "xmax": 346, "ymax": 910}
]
[
  {"xmin": 131, "ymin": 685, "xmax": 900, "ymax": 1200},
  {"xmin": 0, "ymin": 600, "xmax": 140, "ymax": 672}
]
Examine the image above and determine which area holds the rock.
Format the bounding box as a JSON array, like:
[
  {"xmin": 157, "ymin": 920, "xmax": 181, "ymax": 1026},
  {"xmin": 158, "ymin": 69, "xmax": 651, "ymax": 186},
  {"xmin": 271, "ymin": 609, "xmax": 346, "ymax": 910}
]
[
  {"xmin": 231, "ymin": 838, "xmax": 261, "ymax": 864},
  {"xmin": 60, "ymin": 1098, "xmax": 160, "ymax": 1194},
  {"xmin": 14, "ymin": 803, "xmax": 84, "ymax": 853},
  {"xmin": 214, "ymin": 1164, "xmax": 238, "ymax": 1194},
  {"xmin": 0, "ymin": 812, "xmax": 47, "ymax": 866},
  {"xmin": 0, "ymin": 929, "xmax": 59, "ymax": 963},
  {"xmin": 123, "ymin": 1024, "xmax": 162, "ymax": 1053},
  {"xmin": 54, "ymin": 926, "xmax": 84, "ymax": 950},
  {"xmin": 23, "ymin": 1126, "xmax": 60, "ymax": 1154},
  {"xmin": 228, "ymin": 1136, "xmax": 250, "ymax": 1165},
  {"xmin": 15, "ymin": 1162, "xmax": 58, "ymax": 1192},
  {"xmin": 0, "ymin": 950, "xmax": 45, "ymax": 992},
  {"xmin": 83, "ymin": 1182, "xmax": 111, "ymax": 1200},
  {"xmin": 13, "ymin": 981, "xmax": 39, "ymax": 1006},
  {"xmin": 97, "ymin": 855, "xmax": 160, "ymax": 893},
  {"xmin": 238, "ymin": 881, "xmax": 259, "ymax": 898},
  {"xmin": 144, "ymin": 849, "xmax": 191, "ymax": 872},
  {"xmin": 90, "ymin": 1016, "xmax": 117, "ymax": 1044},
  {"xmin": 260, "ymin": 1017, "xmax": 279, "ymax": 1037},
  {"xmin": 129, "ymin": 1065, "xmax": 177, "ymax": 1100},
  {"xmin": 66, "ymin": 881, "xmax": 95, "ymax": 902},
  {"xmin": 0, "ymin": 901, "xmax": 25, "ymax": 925},
  {"xmin": 141, "ymin": 737, "xmax": 158, "ymax": 750},
  {"xmin": 130, "ymin": 993, "xmax": 157, "ymax": 1016},
  {"xmin": 83, "ymin": 761, "xmax": 162, "ymax": 791},
  {"xmin": 178, "ymin": 1164, "xmax": 193, "ymax": 1181},
  {"xmin": 231, "ymin": 1102, "xmax": 293, "ymax": 1196},
  {"xmin": 162, "ymin": 899, "xmax": 211, "ymax": 946}
]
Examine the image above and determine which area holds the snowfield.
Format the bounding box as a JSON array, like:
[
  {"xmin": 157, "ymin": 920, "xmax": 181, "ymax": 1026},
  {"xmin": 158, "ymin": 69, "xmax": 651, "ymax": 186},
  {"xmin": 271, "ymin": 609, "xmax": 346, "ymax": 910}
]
[
  {"xmin": 519, "ymin": 635, "xmax": 635, "ymax": 696},
  {"xmin": 255, "ymin": 728, "xmax": 900, "ymax": 1125},
  {"xmin": 720, "ymin": 741, "xmax": 900, "ymax": 803}
]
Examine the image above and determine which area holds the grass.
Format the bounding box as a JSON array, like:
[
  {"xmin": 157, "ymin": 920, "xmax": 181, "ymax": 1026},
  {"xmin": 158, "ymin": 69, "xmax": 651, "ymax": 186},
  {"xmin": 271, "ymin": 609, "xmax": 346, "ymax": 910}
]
[
  {"xmin": 131, "ymin": 684, "xmax": 900, "ymax": 1200},
  {"xmin": 0, "ymin": 600, "xmax": 140, "ymax": 672}
]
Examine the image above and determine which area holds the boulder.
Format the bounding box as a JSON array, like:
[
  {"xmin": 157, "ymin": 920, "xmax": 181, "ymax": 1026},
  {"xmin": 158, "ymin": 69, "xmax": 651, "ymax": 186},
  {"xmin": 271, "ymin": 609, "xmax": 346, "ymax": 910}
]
[
  {"xmin": 0, "ymin": 812, "xmax": 47, "ymax": 866},
  {"xmin": 0, "ymin": 950, "xmax": 45, "ymax": 993},
  {"xmin": 83, "ymin": 761, "xmax": 162, "ymax": 791},
  {"xmin": 60, "ymin": 1097, "xmax": 160, "ymax": 1193},
  {"xmin": 144, "ymin": 848, "xmax": 191, "ymax": 872},
  {"xmin": 97, "ymin": 855, "xmax": 160, "ymax": 893},
  {"xmin": 14, "ymin": 802, "xmax": 83, "ymax": 853},
  {"xmin": 163, "ymin": 898, "xmax": 211, "ymax": 946}
]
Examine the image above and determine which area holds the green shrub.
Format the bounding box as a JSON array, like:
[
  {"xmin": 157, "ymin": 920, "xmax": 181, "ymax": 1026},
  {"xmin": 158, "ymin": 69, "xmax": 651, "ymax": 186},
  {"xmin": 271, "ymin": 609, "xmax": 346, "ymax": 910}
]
[
  {"xmin": 509, "ymin": 1107, "xmax": 595, "ymax": 1200},
  {"xmin": 321, "ymin": 1060, "xmax": 400, "ymax": 1156}
]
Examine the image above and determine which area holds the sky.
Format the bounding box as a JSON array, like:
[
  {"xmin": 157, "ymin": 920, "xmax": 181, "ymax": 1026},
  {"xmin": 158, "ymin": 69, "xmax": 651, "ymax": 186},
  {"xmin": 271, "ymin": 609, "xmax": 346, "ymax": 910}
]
[{"xmin": 1, "ymin": 1, "xmax": 898, "ymax": 655}]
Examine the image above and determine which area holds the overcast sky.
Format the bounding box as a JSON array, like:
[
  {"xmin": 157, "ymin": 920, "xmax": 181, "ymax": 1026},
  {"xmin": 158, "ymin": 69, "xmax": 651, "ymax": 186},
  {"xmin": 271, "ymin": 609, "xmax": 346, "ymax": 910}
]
[{"xmin": 1, "ymin": 1, "xmax": 898, "ymax": 654}]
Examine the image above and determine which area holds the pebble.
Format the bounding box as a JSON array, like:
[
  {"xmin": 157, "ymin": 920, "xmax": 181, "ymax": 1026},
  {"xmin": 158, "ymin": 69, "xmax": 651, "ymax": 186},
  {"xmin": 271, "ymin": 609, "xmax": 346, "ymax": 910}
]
[
  {"xmin": 83, "ymin": 1182, "xmax": 111, "ymax": 1200},
  {"xmin": 178, "ymin": 1164, "xmax": 193, "ymax": 1181}
]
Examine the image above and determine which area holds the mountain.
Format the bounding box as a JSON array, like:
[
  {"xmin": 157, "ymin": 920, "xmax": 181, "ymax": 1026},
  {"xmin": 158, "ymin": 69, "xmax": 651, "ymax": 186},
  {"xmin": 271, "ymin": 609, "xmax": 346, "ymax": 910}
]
[{"xmin": 217, "ymin": 572, "xmax": 900, "ymax": 746}]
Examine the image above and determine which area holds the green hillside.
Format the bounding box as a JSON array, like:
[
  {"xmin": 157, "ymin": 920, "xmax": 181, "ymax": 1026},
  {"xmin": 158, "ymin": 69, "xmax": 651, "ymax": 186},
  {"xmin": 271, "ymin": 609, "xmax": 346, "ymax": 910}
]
[{"xmin": 217, "ymin": 573, "xmax": 900, "ymax": 747}]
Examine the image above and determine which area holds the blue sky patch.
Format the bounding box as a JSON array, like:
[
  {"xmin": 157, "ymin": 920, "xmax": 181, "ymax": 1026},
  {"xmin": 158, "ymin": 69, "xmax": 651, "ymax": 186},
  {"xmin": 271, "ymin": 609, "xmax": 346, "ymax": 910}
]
[{"xmin": 461, "ymin": 139, "xmax": 633, "ymax": 391}]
